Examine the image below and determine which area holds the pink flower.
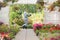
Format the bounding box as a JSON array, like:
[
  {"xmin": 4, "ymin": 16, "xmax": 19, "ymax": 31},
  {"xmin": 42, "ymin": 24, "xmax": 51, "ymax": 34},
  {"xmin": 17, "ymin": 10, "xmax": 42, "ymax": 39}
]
[
  {"xmin": 33, "ymin": 23, "xmax": 38, "ymax": 31},
  {"xmin": 50, "ymin": 38, "xmax": 58, "ymax": 40},
  {"xmin": 33, "ymin": 23, "xmax": 43, "ymax": 31}
]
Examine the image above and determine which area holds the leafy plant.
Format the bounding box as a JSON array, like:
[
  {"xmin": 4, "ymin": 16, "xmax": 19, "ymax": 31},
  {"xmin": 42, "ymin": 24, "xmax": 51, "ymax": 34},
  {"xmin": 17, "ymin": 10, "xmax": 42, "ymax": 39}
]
[
  {"xmin": 0, "ymin": 24, "xmax": 9, "ymax": 33},
  {"xmin": 37, "ymin": 0, "xmax": 44, "ymax": 6},
  {"xmin": 8, "ymin": 32, "xmax": 15, "ymax": 39},
  {"xmin": 42, "ymin": 24, "xmax": 51, "ymax": 29},
  {"xmin": 27, "ymin": 24, "xmax": 32, "ymax": 28},
  {"xmin": 10, "ymin": 25, "xmax": 20, "ymax": 35},
  {"xmin": 3, "ymin": 0, "xmax": 11, "ymax": 2},
  {"xmin": 40, "ymin": 29, "xmax": 49, "ymax": 33},
  {"xmin": 3, "ymin": 0, "xmax": 18, "ymax": 3},
  {"xmin": 16, "ymin": 18, "xmax": 24, "ymax": 26},
  {"xmin": 12, "ymin": 0, "xmax": 18, "ymax": 3}
]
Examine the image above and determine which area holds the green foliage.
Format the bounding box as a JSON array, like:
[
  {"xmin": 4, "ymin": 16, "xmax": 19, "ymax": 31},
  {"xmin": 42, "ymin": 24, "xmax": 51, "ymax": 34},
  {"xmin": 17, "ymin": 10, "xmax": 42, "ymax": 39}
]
[
  {"xmin": 3, "ymin": 0, "xmax": 18, "ymax": 3},
  {"xmin": 53, "ymin": 1, "xmax": 60, "ymax": 7},
  {"xmin": 3, "ymin": 0, "xmax": 11, "ymax": 2},
  {"xmin": 42, "ymin": 25, "xmax": 47, "ymax": 29},
  {"xmin": 36, "ymin": 4, "xmax": 44, "ymax": 12},
  {"xmin": 27, "ymin": 24, "xmax": 32, "ymax": 28},
  {"xmin": 51, "ymin": 30, "xmax": 60, "ymax": 33},
  {"xmin": 0, "ymin": 24, "xmax": 9, "ymax": 33},
  {"xmin": 10, "ymin": 5, "xmax": 24, "ymax": 25},
  {"xmin": 36, "ymin": 29, "xmax": 39, "ymax": 34},
  {"xmin": 11, "ymin": 4, "xmax": 36, "ymax": 13},
  {"xmin": 8, "ymin": 25, "xmax": 20, "ymax": 39},
  {"xmin": 10, "ymin": 4, "xmax": 44, "ymax": 26},
  {"xmin": 10, "ymin": 4, "xmax": 37, "ymax": 26},
  {"xmin": 26, "ymin": 5, "xmax": 36, "ymax": 13},
  {"xmin": 10, "ymin": 13, "xmax": 24, "ymax": 26},
  {"xmin": 43, "ymin": 24, "xmax": 51, "ymax": 29},
  {"xmin": 36, "ymin": 0, "xmax": 44, "ymax": 11},
  {"xmin": 8, "ymin": 32, "xmax": 15, "ymax": 39},
  {"xmin": 15, "ymin": 18, "xmax": 24, "ymax": 26},
  {"xmin": 10, "ymin": 25, "xmax": 20, "ymax": 35},
  {"xmin": 12, "ymin": 0, "xmax": 18, "ymax": 3},
  {"xmin": 0, "ymin": 2, "xmax": 7, "ymax": 7},
  {"xmin": 39, "ymin": 29, "xmax": 49, "ymax": 33}
]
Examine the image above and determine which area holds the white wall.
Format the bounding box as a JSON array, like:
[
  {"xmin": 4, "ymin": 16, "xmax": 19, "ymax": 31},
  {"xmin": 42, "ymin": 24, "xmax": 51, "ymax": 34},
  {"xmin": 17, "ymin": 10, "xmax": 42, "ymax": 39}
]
[
  {"xmin": 0, "ymin": 6, "xmax": 9, "ymax": 24},
  {"xmin": 44, "ymin": 11, "xmax": 60, "ymax": 24},
  {"xmin": 14, "ymin": 0, "xmax": 37, "ymax": 4},
  {"xmin": 44, "ymin": 0, "xmax": 57, "ymax": 4},
  {"xmin": 0, "ymin": 0, "xmax": 3, "ymax": 2},
  {"xmin": 0, "ymin": 1, "xmax": 12, "ymax": 25},
  {"xmin": 44, "ymin": 7, "xmax": 60, "ymax": 24},
  {"xmin": 43, "ymin": 0, "xmax": 60, "ymax": 24}
]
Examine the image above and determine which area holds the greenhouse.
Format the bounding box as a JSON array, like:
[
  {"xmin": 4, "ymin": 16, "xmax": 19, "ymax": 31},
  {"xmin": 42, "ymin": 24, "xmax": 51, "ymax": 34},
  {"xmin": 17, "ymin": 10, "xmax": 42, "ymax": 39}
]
[{"xmin": 0, "ymin": 0, "xmax": 60, "ymax": 40}]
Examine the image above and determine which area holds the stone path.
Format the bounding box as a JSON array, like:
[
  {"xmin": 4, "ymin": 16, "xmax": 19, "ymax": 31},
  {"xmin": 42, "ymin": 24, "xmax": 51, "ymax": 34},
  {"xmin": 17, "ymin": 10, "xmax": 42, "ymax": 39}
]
[{"xmin": 13, "ymin": 29, "xmax": 39, "ymax": 40}]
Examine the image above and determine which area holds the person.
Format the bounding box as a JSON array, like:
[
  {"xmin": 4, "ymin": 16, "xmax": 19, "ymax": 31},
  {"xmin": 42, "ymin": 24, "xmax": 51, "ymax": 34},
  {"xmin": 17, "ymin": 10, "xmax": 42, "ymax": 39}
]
[
  {"xmin": 22, "ymin": 10, "xmax": 31, "ymax": 29},
  {"xmin": 22, "ymin": 24, "xmax": 27, "ymax": 29},
  {"xmin": 23, "ymin": 11, "xmax": 28, "ymax": 24},
  {"xmin": 22, "ymin": 11, "xmax": 28, "ymax": 29}
]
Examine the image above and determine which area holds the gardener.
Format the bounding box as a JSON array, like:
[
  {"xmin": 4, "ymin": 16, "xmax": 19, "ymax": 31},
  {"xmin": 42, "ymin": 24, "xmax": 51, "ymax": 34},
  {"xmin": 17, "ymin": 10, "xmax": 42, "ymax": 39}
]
[
  {"xmin": 22, "ymin": 11, "xmax": 28, "ymax": 29},
  {"xmin": 22, "ymin": 24, "xmax": 27, "ymax": 29},
  {"xmin": 22, "ymin": 10, "xmax": 31, "ymax": 29}
]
